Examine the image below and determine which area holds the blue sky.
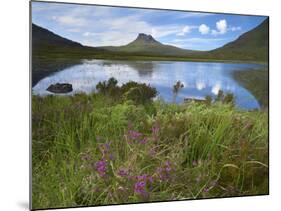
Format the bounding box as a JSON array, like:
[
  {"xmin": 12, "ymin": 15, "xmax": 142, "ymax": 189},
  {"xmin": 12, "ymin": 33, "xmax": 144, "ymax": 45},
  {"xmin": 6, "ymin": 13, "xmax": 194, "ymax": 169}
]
[{"xmin": 32, "ymin": 2, "xmax": 267, "ymax": 51}]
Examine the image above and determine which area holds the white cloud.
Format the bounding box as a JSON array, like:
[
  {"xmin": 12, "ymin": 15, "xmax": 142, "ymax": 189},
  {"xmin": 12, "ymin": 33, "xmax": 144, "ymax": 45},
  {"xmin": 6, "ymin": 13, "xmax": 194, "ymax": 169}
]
[
  {"xmin": 216, "ymin": 19, "xmax": 227, "ymax": 34},
  {"xmin": 176, "ymin": 25, "xmax": 198, "ymax": 36},
  {"xmin": 211, "ymin": 19, "xmax": 228, "ymax": 35},
  {"xmin": 199, "ymin": 24, "xmax": 210, "ymax": 35},
  {"xmin": 211, "ymin": 20, "xmax": 241, "ymax": 35},
  {"xmin": 183, "ymin": 26, "xmax": 191, "ymax": 33}
]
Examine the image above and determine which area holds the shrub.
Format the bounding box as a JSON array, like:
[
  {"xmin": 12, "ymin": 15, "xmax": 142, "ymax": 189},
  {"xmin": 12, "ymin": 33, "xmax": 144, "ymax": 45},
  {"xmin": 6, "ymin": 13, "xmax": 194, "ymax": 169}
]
[
  {"xmin": 96, "ymin": 79, "xmax": 157, "ymax": 105},
  {"xmin": 123, "ymin": 85, "xmax": 157, "ymax": 104},
  {"xmin": 206, "ymin": 90, "xmax": 235, "ymax": 106},
  {"xmin": 96, "ymin": 77, "xmax": 120, "ymax": 96}
]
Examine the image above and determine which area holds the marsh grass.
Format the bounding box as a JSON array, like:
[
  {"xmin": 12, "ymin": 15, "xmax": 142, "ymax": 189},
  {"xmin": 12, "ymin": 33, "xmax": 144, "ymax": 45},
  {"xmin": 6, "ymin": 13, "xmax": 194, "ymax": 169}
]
[{"xmin": 32, "ymin": 93, "xmax": 268, "ymax": 209}]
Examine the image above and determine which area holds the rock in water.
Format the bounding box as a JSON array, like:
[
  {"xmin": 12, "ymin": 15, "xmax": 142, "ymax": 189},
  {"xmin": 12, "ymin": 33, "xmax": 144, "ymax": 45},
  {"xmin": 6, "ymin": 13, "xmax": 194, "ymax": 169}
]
[{"xmin": 46, "ymin": 83, "xmax": 73, "ymax": 93}]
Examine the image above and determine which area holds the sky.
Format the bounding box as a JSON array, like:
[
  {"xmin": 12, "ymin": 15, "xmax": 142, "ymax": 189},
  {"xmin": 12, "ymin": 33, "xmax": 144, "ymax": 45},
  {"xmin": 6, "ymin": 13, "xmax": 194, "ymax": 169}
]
[{"xmin": 32, "ymin": 1, "xmax": 267, "ymax": 51}]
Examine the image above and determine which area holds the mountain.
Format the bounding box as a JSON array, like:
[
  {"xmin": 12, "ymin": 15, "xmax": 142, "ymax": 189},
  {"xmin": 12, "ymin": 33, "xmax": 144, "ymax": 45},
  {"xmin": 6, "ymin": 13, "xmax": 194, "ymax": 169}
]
[
  {"xmin": 100, "ymin": 33, "xmax": 198, "ymax": 57},
  {"xmin": 209, "ymin": 18, "xmax": 269, "ymax": 61},
  {"xmin": 32, "ymin": 23, "xmax": 84, "ymax": 51}
]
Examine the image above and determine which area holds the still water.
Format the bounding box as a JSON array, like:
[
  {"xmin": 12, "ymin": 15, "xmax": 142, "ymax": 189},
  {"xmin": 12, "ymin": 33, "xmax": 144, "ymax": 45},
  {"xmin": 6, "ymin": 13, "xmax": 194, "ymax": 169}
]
[{"xmin": 33, "ymin": 59, "xmax": 262, "ymax": 109}]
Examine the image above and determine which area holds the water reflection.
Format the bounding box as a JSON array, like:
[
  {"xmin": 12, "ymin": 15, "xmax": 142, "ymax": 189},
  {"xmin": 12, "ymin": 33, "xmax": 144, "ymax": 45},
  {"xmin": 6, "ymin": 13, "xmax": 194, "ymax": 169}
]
[{"xmin": 33, "ymin": 59, "xmax": 262, "ymax": 109}]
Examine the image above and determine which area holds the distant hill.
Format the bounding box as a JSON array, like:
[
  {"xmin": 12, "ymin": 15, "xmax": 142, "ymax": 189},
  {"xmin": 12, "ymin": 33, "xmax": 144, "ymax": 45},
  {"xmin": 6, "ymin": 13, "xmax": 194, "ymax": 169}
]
[
  {"xmin": 208, "ymin": 18, "xmax": 269, "ymax": 61},
  {"xmin": 100, "ymin": 33, "xmax": 198, "ymax": 57},
  {"xmin": 32, "ymin": 23, "xmax": 83, "ymax": 49}
]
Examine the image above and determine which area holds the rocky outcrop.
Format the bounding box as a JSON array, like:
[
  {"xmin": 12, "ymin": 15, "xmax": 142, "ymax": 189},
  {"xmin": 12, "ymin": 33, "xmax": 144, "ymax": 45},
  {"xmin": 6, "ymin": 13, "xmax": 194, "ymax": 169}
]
[{"xmin": 47, "ymin": 83, "xmax": 73, "ymax": 93}]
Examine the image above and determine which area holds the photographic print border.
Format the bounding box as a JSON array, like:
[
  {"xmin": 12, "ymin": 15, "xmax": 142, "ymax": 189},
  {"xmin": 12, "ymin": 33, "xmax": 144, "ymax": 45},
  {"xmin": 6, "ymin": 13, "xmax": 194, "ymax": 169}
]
[{"xmin": 29, "ymin": 1, "xmax": 270, "ymax": 210}]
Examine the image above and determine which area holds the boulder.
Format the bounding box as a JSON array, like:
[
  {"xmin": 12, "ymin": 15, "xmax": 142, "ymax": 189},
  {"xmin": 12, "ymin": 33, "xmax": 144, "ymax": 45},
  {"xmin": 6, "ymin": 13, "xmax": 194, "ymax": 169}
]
[{"xmin": 46, "ymin": 83, "xmax": 73, "ymax": 94}]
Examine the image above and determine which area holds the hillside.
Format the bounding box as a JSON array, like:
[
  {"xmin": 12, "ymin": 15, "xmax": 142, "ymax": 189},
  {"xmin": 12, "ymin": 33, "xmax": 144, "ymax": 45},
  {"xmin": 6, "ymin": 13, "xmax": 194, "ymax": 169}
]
[
  {"xmin": 208, "ymin": 18, "xmax": 269, "ymax": 61},
  {"xmin": 32, "ymin": 24, "xmax": 83, "ymax": 49},
  {"xmin": 100, "ymin": 33, "xmax": 198, "ymax": 57}
]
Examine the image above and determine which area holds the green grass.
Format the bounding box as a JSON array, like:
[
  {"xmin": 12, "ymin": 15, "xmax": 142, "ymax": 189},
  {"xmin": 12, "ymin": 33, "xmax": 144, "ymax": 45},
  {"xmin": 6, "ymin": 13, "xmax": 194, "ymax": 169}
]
[
  {"xmin": 32, "ymin": 93, "xmax": 268, "ymax": 209},
  {"xmin": 233, "ymin": 67, "xmax": 269, "ymax": 109}
]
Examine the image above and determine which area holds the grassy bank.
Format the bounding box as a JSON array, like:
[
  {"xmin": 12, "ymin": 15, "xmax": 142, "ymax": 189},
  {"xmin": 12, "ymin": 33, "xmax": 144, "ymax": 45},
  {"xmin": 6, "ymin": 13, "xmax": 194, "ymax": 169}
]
[
  {"xmin": 233, "ymin": 68, "xmax": 269, "ymax": 109},
  {"xmin": 32, "ymin": 92, "xmax": 268, "ymax": 209}
]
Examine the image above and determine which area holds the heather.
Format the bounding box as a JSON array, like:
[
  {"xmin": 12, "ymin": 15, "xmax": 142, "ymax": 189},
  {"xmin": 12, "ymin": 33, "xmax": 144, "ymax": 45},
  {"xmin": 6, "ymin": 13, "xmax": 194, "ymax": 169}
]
[{"xmin": 32, "ymin": 81, "xmax": 268, "ymax": 209}]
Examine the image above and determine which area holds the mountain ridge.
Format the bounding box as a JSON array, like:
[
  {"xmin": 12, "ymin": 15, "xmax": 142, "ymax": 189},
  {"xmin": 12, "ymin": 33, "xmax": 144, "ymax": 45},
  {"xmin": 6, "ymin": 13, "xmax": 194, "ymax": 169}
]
[
  {"xmin": 99, "ymin": 32, "xmax": 198, "ymax": 56},
  {"xmin": 32, "ymin": 23, "xmax": 83, "ymax": 49}
]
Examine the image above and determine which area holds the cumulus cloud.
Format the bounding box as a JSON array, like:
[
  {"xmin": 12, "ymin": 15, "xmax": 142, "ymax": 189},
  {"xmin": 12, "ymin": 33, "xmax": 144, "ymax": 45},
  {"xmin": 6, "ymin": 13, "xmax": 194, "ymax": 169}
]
[
  {"xmin": 216, "ymin": 19, "xmax": 227, "ymax": 34},
  {"xmin": 211, "ymin": 19, "xmax": 241, "ymax": 35},
  {"xmin": 199, "ymin": 24, "xmax": 210, "ymax": 35}
]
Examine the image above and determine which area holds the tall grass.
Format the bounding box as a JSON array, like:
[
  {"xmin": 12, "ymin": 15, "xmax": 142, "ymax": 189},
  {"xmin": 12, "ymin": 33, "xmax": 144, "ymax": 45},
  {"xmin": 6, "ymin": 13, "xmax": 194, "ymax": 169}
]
[{"xmin": 32, "ymin": 93, "xmax": 268, "ymax": 209}]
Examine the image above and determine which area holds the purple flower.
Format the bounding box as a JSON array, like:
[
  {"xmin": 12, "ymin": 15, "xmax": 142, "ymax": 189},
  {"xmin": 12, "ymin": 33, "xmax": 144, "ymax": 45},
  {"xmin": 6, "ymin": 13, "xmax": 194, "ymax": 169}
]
[
  {"xmin": 136, "ymin": 174, "xmax": 152, "ymax": 182},
  {"xmin": 128, "ymin": 130, "xmax": 142, "ymax": 140},
  {"xmin": 156, "ymin": 161, "xmax": 173, "ymax": 181},
  {"xmin": 118, "ymin": 168, "xmax": 129, "ymax": 177},
  {"xmin": 156, "ymin": 167, "xmax": 166, "ymax": 181},
  {"xmin": 95, "ymin": 159, "xmax": 107, "ymax": 177},
  {"xmin": 126, "ymin": 128, "xmax": 151, "ymax": 145},
  {"xmin": 134, "ymin": 181, "xmax": 147, "ymax": 196},
  {"xmin": 133, "ymin": 174, "xmax": 153, "ymax": 197},
  {"xmin": 139, "ymin": 137, "xmax": 148, "ymax": 144},
  {"xmin": 165, "ymin": 161, "xmax": 172, "ymax": 171}
]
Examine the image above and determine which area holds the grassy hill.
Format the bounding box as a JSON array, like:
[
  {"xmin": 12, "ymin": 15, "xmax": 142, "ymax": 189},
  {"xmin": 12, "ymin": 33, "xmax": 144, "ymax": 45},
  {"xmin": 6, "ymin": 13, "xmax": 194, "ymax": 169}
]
[
  {"xmin": 207, "ymin": 19, "xmax": 269, "ymax": 61},
  {"xmin": 100, "ymin": 33, "xmax": 199, "ymax": 57},
  {"xmin": 32, "ymin": 24, "xmax": 83, "ymax": 49}
]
